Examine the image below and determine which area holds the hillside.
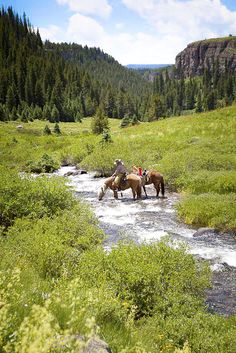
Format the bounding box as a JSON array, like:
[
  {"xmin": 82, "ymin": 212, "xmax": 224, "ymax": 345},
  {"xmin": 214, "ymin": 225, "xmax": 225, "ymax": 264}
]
[
  {"xmin": 45, "ymin": 41, "xmax": 150, "ymax": 97},
  {"xmin": 0, "ymin": 7, "xmax": 150, "ymax": 123},
  {"xmin": 176, "ymin": 36, "xmax": 236, "ymax": 78}
]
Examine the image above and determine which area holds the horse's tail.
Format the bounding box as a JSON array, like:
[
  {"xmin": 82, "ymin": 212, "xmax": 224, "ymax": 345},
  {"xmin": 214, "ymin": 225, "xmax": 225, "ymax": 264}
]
[{"xmin": 160, "ymin": 176, "xmax": 165, "ymax": 197}]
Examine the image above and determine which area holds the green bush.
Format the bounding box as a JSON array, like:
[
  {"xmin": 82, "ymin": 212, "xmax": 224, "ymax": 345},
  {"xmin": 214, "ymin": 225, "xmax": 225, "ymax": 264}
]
[
  {"xmin": 177, "ymin": 193, "xmax": 236, "ymax": 230},
  {"xmin": 0, "ymin": 170, "xmax": 75, "ymax": 228},
  {"xmin": 1, "ymin": 205, "xmax": 104, "ymax": 278},
  {"xmin": 76, "ymin": 240, "xmax": 210, "ymax": 318},
  {"xmin": 25, "ymin": 153, "xmax": 59, "ymax": 173}
]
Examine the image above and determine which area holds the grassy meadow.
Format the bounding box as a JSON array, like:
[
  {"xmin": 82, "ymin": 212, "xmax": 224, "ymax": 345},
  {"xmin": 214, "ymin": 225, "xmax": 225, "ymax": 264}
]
[
  {"xmin": 0, "ymin": 106, "xmax": 236, "ymax": 353},
  {"xmin": 1, "ymin": 105, "xmax": 236, "ymax": 230}
]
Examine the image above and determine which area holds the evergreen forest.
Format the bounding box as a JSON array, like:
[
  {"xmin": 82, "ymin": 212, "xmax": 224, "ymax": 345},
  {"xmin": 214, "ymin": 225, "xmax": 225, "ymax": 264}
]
[{"xmin": 1, "ymin": 6, "xmax": 236, "ymax": 126}]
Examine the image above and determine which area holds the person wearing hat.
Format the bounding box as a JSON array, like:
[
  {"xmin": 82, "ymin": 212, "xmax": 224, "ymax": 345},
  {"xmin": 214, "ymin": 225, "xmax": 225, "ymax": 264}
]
[{"xmin": 112, "ymin": 159, "xmax": 127, "ymax": 190}]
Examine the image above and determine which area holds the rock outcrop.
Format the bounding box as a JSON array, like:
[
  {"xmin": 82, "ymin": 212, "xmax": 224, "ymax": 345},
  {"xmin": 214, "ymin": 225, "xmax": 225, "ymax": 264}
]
[{"xmin": 175, "ymin": 36, "xmax": 236, "ymax": 78}]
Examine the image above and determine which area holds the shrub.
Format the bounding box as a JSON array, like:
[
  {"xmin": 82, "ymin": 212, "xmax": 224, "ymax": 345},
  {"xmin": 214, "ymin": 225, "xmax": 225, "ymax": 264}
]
[
  {"xmin": 53, "ymin": 123, "xmax": 61, "ymax": 135},
  {"xmin": 91, "ymin": 107, "xmax": 109, "ymax": 134},
  {"xmin": 26, "ymin": 153, "xmax": 59, "ymax": 173},
  {"xmin": 76, "ymin": 240, "xmax": 210, "ymax": 319},
  {"xmin": 0, "ymin": 170, "xmax": 75, "ymax": 228},
  {"xmin": 43, "ymin": 125, "xmax": 51, "ymax": 135},
  {"xmin": 177, "ymin": 193, "xmax": 236, "ymax": 230}
]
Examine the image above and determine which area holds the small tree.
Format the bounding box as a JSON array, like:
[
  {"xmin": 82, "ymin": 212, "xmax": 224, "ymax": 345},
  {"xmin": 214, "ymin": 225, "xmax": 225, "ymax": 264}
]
[
  {"xmin": 53, "ymin": 123, "xmax": 61, "ymax": 135},
  {"xmin": 0, "ymin": 104, "xmax": 6, "ymax": 121},
  {"xmin": 76, "ymin": 111, "xmax": 82, "ymax": 123},
  {"xmin": 120, "ymin": 113, "xmax": 131, "ymax": 128},
  {"xmin": 21, "ymin": 107, "xmax": 29, "ymax": 122},
  {"xmin": 91, "ymin": 106, "xmax": 109, "ymax": 134},
  {"xmin": 33, "ymin": 106, "xmax": 43, "ymax": 120},
  {"xmin": 195, "ymin": 92, "xmax": 203, "ymax": 113},
  {"xmin": 43, "ymin": 124, "xmax": 51, "ymax": 135},
  {"xmin": 100, "ymin": 128, "xmax": 112, "ymax": 146},
  {"xmin": 131, "ymin": 114, "xmax": 139, "ymax": 126},
  {"xmin": 51, "ymin": 105, "xmax": 60, "ymax": 123},
  {"xmin": 43, "ymin": 104, "xmax": 51, "ymax": 121}
]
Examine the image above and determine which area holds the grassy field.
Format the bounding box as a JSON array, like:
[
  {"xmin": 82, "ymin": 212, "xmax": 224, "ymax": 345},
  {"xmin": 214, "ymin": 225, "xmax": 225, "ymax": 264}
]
[
  {"xmin": 1, "ymin": 105, "xmax": 236, "ymax": 230},
  {"xmin": 1, "ymin": 107, "xmax": 236, "ymax": 353}
]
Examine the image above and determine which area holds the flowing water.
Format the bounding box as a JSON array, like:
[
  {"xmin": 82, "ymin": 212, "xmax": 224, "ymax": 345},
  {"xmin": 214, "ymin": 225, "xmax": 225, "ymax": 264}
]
[{"xmin": 57, "ymin": 166, "xmax": 236, "ymax": 316}]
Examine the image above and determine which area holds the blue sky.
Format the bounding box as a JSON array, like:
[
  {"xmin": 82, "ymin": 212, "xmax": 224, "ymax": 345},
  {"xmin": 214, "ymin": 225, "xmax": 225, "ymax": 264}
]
[{"xmin": 2, "ymin": 0, "xmax": 236, "ymax": 64}]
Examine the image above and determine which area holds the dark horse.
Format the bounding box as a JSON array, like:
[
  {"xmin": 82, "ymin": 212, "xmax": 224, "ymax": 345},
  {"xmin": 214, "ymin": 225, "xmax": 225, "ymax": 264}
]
[
  {"xmin": 98, "ymin": 174, "xmax": 142, "ymax": 200},
  {"xmin": 142, "ymin": 171, "xmax": 165, "ymax": 198}
]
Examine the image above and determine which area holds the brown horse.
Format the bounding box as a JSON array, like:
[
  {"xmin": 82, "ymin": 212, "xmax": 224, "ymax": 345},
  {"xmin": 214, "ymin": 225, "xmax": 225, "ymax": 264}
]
[
  {"xmin": 98, "ymin": 174, "xmax": 142, "ymax": 200},
  {"xmin": 142, "ymin": 171, "xmax": 165, "ymax": 198}
]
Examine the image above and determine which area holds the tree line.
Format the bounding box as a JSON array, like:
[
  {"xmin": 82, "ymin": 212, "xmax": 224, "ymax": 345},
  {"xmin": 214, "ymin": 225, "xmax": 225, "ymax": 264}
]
[
  {"xmin": 0, "ymin": 7, "xmax": 151, "ymax": 123},
  {"xmin": 1, "ymin": 6, "xmax": 236, "ymax": 127}
]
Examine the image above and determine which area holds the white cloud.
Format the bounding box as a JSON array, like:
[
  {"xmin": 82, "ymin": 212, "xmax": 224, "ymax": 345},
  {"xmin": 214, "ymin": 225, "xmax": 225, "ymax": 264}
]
[
  {"xmin": 40, "ymin": 1, "xmax": 236, "ymax": 64},
  {"xmin": 122, "ymin": 0, "xmax": 236, "ymax": 42},
  {"xmin": 56, "ymin": 0, "xmax": 112, "ymax": 18},
  {"xmin": 39, "ymin": 25, "xmax": 62, "ymax": 42},
  {"xmin": 39, "ymin": 15, "xmax": 183, "ymax": 64},
  {"xmin": 115, "ymin": 22, "xmax": 125, "ymax": 30},
  {"xmin": 67, "ymin": 13, "xmax": 105, "ymax": 45}
]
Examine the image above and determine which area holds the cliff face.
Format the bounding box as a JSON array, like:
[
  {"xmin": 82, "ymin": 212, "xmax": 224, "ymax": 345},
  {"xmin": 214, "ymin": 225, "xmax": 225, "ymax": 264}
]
[{"xmin": 175, "ymin": 37, "xmax": 236, "ymax": 78}]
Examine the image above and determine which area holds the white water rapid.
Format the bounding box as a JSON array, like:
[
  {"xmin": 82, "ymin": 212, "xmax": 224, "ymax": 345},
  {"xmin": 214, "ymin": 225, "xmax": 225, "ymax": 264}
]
[{"xmin": 56, "ymin": 166, "xmax": 236, "ymax": 315}]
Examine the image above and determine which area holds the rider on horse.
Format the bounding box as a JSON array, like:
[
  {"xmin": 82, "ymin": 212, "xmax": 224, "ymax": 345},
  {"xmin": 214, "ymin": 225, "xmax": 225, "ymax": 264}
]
[{"xmin": 112, "ymin": 159, "xmax": 127, "ymax": 190}]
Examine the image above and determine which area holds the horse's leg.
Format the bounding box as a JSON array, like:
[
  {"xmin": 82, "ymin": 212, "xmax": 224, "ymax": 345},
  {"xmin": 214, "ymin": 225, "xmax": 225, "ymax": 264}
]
[
  {"xmin": 132, "ymin": 188, "xmax": 136, "ymax": 200},
  {"xmin": 98, "ymin": 184, "xmax": 108, "ymax": 200},
  {"xmin": 143, "ymin": 185, "xmax": 148, "ymax": 197},
  {"xmin": 155, "ymin": 183, "xmax": 160, "ymax": 197},
  {"xmin": 114, "ymin": 190, "xmax": 118, "ymax": 199}
]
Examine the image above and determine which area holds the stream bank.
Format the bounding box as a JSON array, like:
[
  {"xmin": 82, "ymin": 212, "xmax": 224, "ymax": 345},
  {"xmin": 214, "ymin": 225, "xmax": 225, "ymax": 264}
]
[{"xmin": 57, "ymin": 166, "xmax": 236, "ymax": 316}]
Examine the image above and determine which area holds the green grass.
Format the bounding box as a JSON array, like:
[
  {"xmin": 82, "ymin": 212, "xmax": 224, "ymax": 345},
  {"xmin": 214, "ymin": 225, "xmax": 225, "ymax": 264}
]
[
  {"xmin": 191, "ymin": 36, "xmax": 236, "ymax": 45},
  {"xmin": 0, "ymin": 106, "xmax": 236, "ymax": 230},
  {"xmin": 0, "ymin": 109, "xmax": 236, "ymax": 352}
]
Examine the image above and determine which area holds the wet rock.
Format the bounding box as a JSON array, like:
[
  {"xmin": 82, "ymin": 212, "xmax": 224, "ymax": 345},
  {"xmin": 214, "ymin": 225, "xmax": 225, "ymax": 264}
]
[
  {"xmin": 193, "ymin": 227, "xmax": 217, "ymax": 237},
  {"xmin": 64, "ymin": 171, "xmax": 79, "ymax": 177},
  {"xmin": 54, "ymin": 335, "xmax": 111, "ymax": 353},
  {"xmin": 94, "ymin": 170, "xmax": 112, "ymax": 178},
  {"xmin": 61, "ymin": 160, "xmax": 70, "ymax": 167},
  {"xmin": 206, "ymin": 264, "xmax": 236, "ymax": 316},
  {"xmin": 84, "ymin": 337, "xmax": 111, "ymax": 353},
  {"xmin": 64, "ymin": 170, "xmax": 87, "ymax": 177}
]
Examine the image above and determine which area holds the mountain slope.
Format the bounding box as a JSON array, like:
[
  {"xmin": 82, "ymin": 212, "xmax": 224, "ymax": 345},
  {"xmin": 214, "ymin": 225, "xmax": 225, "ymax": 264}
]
[{"xmin": 0, "ymin": 7, "xmax": 150, "ymax": 123}]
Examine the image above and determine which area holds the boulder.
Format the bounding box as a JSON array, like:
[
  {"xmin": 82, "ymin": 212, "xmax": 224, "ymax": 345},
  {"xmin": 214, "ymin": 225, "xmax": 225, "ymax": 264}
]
[
  {"xmin": 64, "ymin": 170, "xmax": 87, "ymax": 177},
  {"xmin": 193, "ymin": 227, "xmax": 217, "ymax": 237},
  {"xmin": 84, "ymin": 337, "xmax": 111, "ymax": 353},
  {"xmin": 54, "ymin": 335, "xmax": 111, "ymax": 353},
  {"xmin": 64, "ymin": 171, "xmax": 79, "ymax": 177}
]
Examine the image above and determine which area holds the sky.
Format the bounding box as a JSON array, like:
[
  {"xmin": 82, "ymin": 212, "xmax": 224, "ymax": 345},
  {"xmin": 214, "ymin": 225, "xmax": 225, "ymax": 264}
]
[{"xmin": 2, "ymin": 0, "xmax": 236, "ymax": 65}]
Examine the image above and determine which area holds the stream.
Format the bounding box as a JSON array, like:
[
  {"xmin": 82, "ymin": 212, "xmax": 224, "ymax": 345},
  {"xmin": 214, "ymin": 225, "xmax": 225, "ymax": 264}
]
[{"xmin": 57, "ymin": 166, "xmax": 236, "ymax": 316}]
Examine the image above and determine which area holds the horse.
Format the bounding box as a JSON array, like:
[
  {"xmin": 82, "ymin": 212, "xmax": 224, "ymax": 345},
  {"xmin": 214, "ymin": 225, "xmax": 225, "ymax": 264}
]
[
  {"xmin": 98, "ymin": 174, "xmax": 142, "ymax": 201},
  {"xmin": 142, "ymin": 171, "xmax": 165, "ymax": 198}
]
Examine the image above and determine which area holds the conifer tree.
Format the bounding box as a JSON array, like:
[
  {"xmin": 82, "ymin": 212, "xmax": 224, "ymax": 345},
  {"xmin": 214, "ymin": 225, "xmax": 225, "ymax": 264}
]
[
  {"xmin": 43, "ymin": 124, "xmax": 51, "ymax": 135},
  {"xmin": 91, "ymin": 106, "xmax": 109, "ymax": 134},
  {"xmin": 53, "ymin": 123, "xmax": 61, "ymax": 135}
]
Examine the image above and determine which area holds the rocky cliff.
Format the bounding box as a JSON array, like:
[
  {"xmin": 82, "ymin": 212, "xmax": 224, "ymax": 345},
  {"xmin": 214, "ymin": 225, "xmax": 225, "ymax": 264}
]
[{"xmin": 175, "ymin": 36, "xmax": 236, "ymax": 78}]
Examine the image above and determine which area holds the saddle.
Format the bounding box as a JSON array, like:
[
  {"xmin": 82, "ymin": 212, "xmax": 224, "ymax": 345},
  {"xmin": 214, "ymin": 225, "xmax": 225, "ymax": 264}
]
[{"xmin": 118, "ymin": 174, "xmax": 127, "ymax": 190}]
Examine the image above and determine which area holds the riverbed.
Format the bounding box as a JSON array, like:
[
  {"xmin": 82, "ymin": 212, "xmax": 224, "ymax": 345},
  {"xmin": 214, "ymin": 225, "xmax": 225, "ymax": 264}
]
[{"xmin": 57, "ymin": 166, "xmax": 236, "ymax": 316}]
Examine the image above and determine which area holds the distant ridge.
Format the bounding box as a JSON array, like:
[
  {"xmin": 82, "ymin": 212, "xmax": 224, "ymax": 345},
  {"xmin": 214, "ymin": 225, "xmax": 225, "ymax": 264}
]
[{"xmin": 127, "ymin": 64, "xmax": 173, "ymax": 69}]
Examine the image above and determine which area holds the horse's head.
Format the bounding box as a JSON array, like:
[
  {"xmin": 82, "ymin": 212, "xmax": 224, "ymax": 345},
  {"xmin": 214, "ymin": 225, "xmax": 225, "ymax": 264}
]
[{"xmin": 98, "ymin": 186, "xmax": 106, "ymax": 200}]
